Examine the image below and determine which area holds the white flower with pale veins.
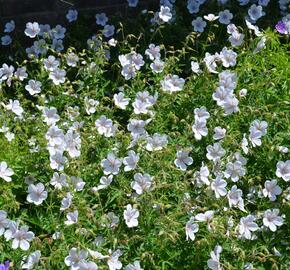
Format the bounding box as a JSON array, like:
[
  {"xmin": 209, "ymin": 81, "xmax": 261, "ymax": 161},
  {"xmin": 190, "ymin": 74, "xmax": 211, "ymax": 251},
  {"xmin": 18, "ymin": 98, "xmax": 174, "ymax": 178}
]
[
  {"xmin": 78, "ymin": 261, "xmax": 98, "ymax": 270},
  {"xmin": 227, "ymin": 185, "xmax": 245, "ymax": 211},
  {"xmin": 25, "ymin": 80, "xmax": 42, "ymax": 95},
  {"xmin": 71, "ymin": 176, "xmax": 86, "ymax": 191},
  {"xmin": 131, "ymin": 173, "xmax": 152, "ymax": 195},
  {"xmin": 49, "ymin": 68, "xmax": 66, "ymax": 85},
  {"xmin": 24, "ymin": 22, "xmax": 40, "ymax": 38},
  {"xmin": 125, "ymin": 260, "xmax": 144, "ymax": 270},
  {"xmin": 262, "ymin": 179, "xmax": 282, "ymax": 201},
  {"xmin": 0, "ymin": 161, "xmax": 14, "ymax": 182},
  {"xmin": 192, "ymin": 119, "xmax": 208, "ymax": 140},
  {"xmin": 211, "ymin": 176, "xmax": 227, "ymax": 198},
  {"xmin": 0, "ymin": 210, "xmax": 9, "ymax": 236},
  {"xmin": 123, "ymin": 150, "xmax": 139, "ymax": 171},
  {"xmin": 65, "ymin": 210, "xmax": 78, "ymax": 225},
  {"xmin": 124, "ymin": 204, "xmax": 139, "ymax": 228},
  {"xmin": 11, "ymin": 224, "xmax": 35, "ymax": 251},
  {"xmin": 107, "ymin": 249, "xmax": 123, "ymax": 270},
  {"xmin": 95, "ymin": 175, "xmax": 113, "ymax": 191},
  {"xmin": 145, "ymin": 133, "xmax": 168, "ymax": 152},
  {"xmin": 114, "ymin": 92, "xmax": 130, "ymax": 110},
  {"xmin": 195, "ymin": 211, "xmax": 214, "ymax": 223},
  {"xmin": 263, "ymin": 209, "xmax": 284, "ymax": 232},
  {"xmin": 238, "ymin": 215, "xmax": 259, "ymax": 240},
  {"xmin": 101, "ymin": 153, "xmax": 122, "ymax": 175},
  {"xmin": 213, "ymin": 126, "xmax": 226, "ymax": 140},
  {"xmin": 207, "ymin": 245, "xmax": 222, "ymax": 270},
  {"xmin": 174, "ymin": 151, "xmax": 193, "ymax": 171},
  {"xmin": 206, "ymin": 143, "xmax": 226, "ymax": 163},
  {"xmin": 160, "ymin": 74, "xmax": 185, "ymax": 93},
  {"xmin": 276, "ymin": 160, "xmax": 290, "ymax": 182},
  {"xmin": 65, "ymin": 248, "xmax": 88, "ymax": 269},
  {"xmin": 21, "ymin": 250, "xmax": 41, "ymax": 269},
  {"xmin": 3, "ymin": 99, "xmax": 24, "ymax": 117},
  {"xmin": 50, "ymin": 172, "xmax": 68, "ymax": 190},
  {"xmin": 185, "ymin": 217, "xmax": 199, "ymax": 241},
  {"xmin": 159, "ymin": 6, "xmax": 172, "ymax": 22},
  {"xmin": 60, "ymin": 192, "xmax": 73, "ymax": 211},
  {"xmin": 27, "ymin": 183, "xmax": 48, "ymax": 205},
  {"xmin": 224, "ymin": 161, "xmax": 246, "ymax": 182}
]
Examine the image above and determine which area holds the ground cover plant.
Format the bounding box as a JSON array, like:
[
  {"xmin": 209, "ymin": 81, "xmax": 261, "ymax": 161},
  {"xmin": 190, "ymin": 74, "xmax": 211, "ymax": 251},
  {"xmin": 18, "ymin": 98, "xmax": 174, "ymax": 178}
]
[{"xmin": 0, "ymin": 0, "xmax": 290, "ymax": 269}]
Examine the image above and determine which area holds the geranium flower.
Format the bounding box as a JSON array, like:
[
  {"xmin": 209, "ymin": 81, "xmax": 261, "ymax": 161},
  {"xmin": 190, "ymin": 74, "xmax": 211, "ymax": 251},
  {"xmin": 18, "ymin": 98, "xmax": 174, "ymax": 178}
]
[
  {"xmin": 124, "ymin": 204, "xmax": 139, "ymax": 228},
  {"xmin": 0, "ymin": 161, "xmax": 14, "ymax": 182}
]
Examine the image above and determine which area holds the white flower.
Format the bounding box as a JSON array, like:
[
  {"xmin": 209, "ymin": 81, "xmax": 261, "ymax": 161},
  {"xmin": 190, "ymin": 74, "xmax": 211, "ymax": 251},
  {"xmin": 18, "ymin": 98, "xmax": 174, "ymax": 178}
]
[
  {"xmin": 27, "ymin": 183, "xmax": 48, "ymax": 205},
  {"xmin": 42, "ymin": 107, "xmax": 60, "ymax": 126},
  {"xmin": 66, "ymin": 52, "xmax": 79, "ymax": 67},
  {"xmin": 150, "ymin": 59, "xmax": 165, "ymax": 73},
  {"xmin": 263, "ymin": 179, "xmax": 282, "ymax": 201},
  {"xmin": 161, "ymin": 74, "xmax": 185, "ymax": 93},
  {"xmin": 107, "ymin": 249, "xmax": 122, "ymax": 270},
  {"xmin": 0, "ymin": 161, "xmax": 14, "ymax": 182},
  {"xmin": 95, "ymin": 175, "xmax": 113, "ymax": 191},
  {"xmin": 131, "ymin": 173, "xmax": 152, "ymax": 195},
  {"xmin": 198, "ymin": 163, "xmax": 210, "ymax": 185},
  {"xmin": 95, "ymin": 115, "xmax": 116, "ymax": 137},
  {"xmin": 238, "ymin": 215, "xmax": 259, "ymax": 240},
  {"xmin": 52, "ymin": 25, "xmax": 66, "ymax": 40},
  {"xmin": 125, "ymin": 260, "xmax": 144, "ymax": 270},
  {"xmin": 0, "ymin": 210, "xmax": 9, "ymax": 236},
  {"xmin": 78, "ymin": 261, "xmax": 98, "ymax": 270},
  {"xmin": 211, "ymin": 176, "xmax": 227, "ymax": 198},
  {"xmin": 206, "ymin": 143, "xmax": 226, "ymax": 163},
  {"xmin": 192, "ymin": 17, "xmax": 207, "ymax": 32},
  {"xmin": 114, "ymin": 92, "xmax": 130, "ymax": 109},
  {"xmin": 194, "ymin": 107, "xmax": 210, "ymax": 122},
  {"xmin": 49, "ymin": 68, "xmax": 66, "ymax": 85},
  {"xmin": 195, "ymin": 211, "xmax": 214, "ymax": 222},
  {"xmin": 219, "ymin": 47, "xmax": 237, "ymax": 68},
  {"xmin": 71, "ymin": 176, "xmax": 86, "ymax": 191},
  {"xmin": 207, "ymin": 245, "xmax": 222, "ymax": 270},
  {"xmin": 145, "ymin": 133, "xmax": 168, "ymax": 152},
  {"xmin": 101, "ymin": 153, "xmax": 122, "ymax": 175},
  {"xmin": 204, "ymin": 14, "xmax": 219, "ymax": 22},
  {"xmin": 145, "ymin": 44, "xmax": 161, "ymax": 60},
  {"xmin": 43, "ymin": 55, "xmax": 60, "ymax": 71},
  {"xmin": 66, "ymin": 9, "xmax": 78, "ymax": 22},
  {"xmin": 158, "ymin": 6, "xmax": 172, "ymax": 22},
  {"xmin": 227, "ymin": 185, "xmax": 245, "ymax": 211},
  {"xmin": 123, "ymin": 150, "xmax": 139, "ymax": 171},
  {"xmin": 21, "ymin": 250, "xmax": 41, "ymax": 269},
  {"xmin": 65, "ymin": 248, "xmax": 88, "ymax": 269},
  {"xmin": 84, "ymin": 97, "xmax": 99, "ymax": 115},
  {"xmin": 174, "ymin": 151, "xmax": 193, "ymax": 171},
  {"xmin": 11, "ymin": 223, "xmax": 35, "ymax": 251},
  {"xmin": 60, "ymin": 192, "xmax": 73, "ymax": 211},
  {"xmin": 213, "ymin": 127, "xmax": 226, "ymax": 140},
  {"xmin": 25, "ymin": 80, "xmax": 42, "ymax": 95},
  {"xmin": 65, "ymin": 210, "xmax": 78, "ymax": 225},
  {"xmin": 185, "ymin": 217, "xmax": 199, "ymax": 241},
  {"xmin": 4, "ymin": 99, "xmax": 24, "ymax": 117},
  {"xmin": 224, "ymin": 161, "xmax": 246, "ymax": 182},
  {"xmin": 263, "ymin": 209, "xmax": 284, "ymax": 232},
  {"xmin": 191, "ymin": 61, "xmax": 201, "ymax": 74},
  {"xmin": 276, "ymin": 160, "xmax": 290, "ymax": 182},
  {"xmin": 15, "ymin": 67, "xmax": 28, "ymax": 81},
  {"xmin": 50, "ymin": 172, "xmax": 68, "ymax": 190},
  {"xmin": 24, "ymin": 22, "xmax": 40, "ymax": 38},
  {"xmin": 229, "ymin": 31, "xmax": 245, "ymax": 47},
  {"xmin": 192, "ymin": 119, "xmax": 208, "ymax": 140},
  {"xmin": 124, "ymin": 204, "xmax": 139, "ymax": 228}
]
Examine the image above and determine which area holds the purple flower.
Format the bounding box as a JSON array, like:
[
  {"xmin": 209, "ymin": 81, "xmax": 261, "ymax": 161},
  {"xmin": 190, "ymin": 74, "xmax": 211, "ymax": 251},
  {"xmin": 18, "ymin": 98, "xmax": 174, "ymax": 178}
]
[
  {"xmin": 275, "ymin": 21, "xmax": 287, "ymax": 34},
  {"xmin": 0, "ymin": 261, "xmax": 9, "ymax": 270}
]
